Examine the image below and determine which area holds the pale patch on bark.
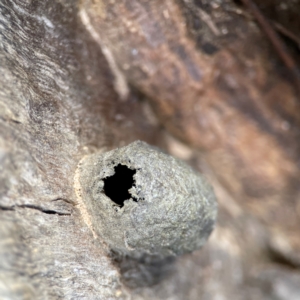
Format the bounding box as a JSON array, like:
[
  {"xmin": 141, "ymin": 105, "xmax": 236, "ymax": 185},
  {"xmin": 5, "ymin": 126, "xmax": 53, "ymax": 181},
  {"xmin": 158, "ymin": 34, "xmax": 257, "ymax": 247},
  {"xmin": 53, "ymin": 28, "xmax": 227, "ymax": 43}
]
[
  {"xmin": 74, "ymin": 155, "xmax": 98, "ymax": 239},
  {"xmin": 79, "ymin": 9, "xmax": 130, "ymax": 101}
]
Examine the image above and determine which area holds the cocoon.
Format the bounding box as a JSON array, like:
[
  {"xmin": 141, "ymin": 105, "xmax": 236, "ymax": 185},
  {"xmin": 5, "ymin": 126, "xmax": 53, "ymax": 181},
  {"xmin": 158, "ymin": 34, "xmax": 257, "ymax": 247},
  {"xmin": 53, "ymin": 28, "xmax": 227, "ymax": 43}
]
[{"xmin": 75, "ymin": 141, "xmax": 217, "ymax": 258}]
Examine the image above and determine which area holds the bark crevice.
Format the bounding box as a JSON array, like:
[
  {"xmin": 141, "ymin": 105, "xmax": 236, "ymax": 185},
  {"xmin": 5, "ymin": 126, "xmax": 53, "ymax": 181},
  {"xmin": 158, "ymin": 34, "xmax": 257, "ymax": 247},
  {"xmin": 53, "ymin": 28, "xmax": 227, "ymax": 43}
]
[{"xmin": 0, "ymin": 204, "xmax": 72, "ymax": 216}]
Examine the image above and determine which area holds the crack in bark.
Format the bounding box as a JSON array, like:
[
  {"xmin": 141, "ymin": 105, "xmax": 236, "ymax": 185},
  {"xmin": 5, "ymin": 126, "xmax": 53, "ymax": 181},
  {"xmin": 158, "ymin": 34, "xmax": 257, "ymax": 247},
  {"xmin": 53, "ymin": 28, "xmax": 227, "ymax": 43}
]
[
  {"xmin": 50, "ymin": 197, "xmax": 76, "ymax": 205},
  {"xmin": 0, "ymin": 116, "xmax": 22, "ymax": 124},
  {"xmin": 0, "ymin": 205, "xmax": 15, "ymax": 211},
  {"xmin": 0, "ymin": 204, "xmax": 71, "ymax": 215}
]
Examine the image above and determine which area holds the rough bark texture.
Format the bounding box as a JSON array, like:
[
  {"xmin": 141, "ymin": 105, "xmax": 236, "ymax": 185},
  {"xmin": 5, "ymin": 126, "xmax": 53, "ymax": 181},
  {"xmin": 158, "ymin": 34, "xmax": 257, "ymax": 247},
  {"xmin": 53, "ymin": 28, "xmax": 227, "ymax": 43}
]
[{"xmin": 1, "ymin": 0, "xmax": 300, "ymax": 299}]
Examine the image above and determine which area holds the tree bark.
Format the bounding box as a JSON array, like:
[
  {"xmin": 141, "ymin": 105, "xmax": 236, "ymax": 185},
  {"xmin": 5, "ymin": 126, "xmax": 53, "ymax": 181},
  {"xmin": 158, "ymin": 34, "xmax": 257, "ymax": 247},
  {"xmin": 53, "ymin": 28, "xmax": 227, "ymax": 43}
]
[{"xmin": 1, "ymin": 0, "xmax": 300, "ymax": 299}]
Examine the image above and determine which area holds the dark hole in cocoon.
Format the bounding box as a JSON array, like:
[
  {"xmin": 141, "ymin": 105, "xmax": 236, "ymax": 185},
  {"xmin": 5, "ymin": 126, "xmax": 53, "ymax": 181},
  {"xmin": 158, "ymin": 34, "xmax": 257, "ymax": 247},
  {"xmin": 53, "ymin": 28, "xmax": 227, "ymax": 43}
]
[{"xmin": 103, "ymin": 164, "xmax": 136, "ymax": 207}]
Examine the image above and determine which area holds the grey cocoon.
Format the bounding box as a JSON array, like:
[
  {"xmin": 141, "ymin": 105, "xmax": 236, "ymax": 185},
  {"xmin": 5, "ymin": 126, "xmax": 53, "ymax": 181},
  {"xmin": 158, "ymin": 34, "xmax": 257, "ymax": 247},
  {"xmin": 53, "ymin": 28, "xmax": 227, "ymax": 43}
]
[{"xmin": 76, "ymin": 141, "xmax": 217, "ymax": 258}]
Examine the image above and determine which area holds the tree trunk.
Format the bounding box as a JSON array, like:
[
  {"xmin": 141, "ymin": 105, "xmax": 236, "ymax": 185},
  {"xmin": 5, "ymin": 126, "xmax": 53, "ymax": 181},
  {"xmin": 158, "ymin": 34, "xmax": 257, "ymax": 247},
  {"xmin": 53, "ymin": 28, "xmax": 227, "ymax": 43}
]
[{"xmin": 1, "ymin": 0, "xmax": 300, "ymax": 299}]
